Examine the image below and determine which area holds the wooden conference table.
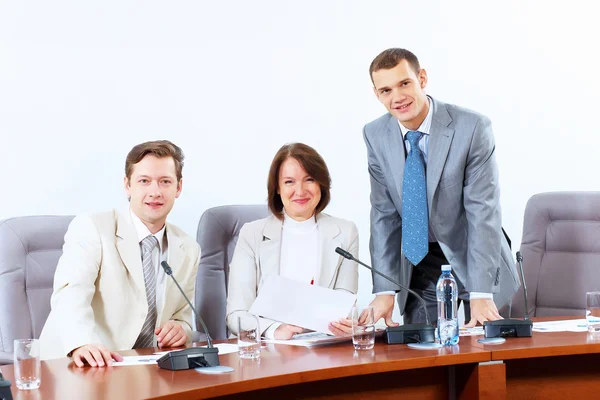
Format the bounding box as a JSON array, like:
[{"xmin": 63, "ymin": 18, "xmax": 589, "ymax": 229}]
[{"xmin": 1, "ymin": 317, "xmax": 599, "ymax": 399}]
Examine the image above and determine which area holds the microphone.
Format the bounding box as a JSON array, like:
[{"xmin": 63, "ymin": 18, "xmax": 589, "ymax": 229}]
[
  {"xmin": 483, "ymin": 251, "xmax": 533, "ymax": 338},
  {"xmin": 157, "ymin": 261, "xmax": 220, "ymax": 370},
  {"xmin": 335, "ymin": 247, "xmax": 435, "ymax": 344},
  {"xmin": 0, "ymin": 371, "xmax": 12, "ymax": 400}
]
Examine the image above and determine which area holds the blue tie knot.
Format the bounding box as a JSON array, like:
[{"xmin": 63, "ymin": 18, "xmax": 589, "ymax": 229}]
[{"xmin": 406, "ymin": 131, "xmax": 423, "ymax": 149}]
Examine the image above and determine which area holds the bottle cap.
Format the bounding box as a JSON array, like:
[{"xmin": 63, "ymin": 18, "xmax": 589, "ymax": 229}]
[{"xmin": 441, "ymin": 264, "xmax": 452, "ymax": 272}]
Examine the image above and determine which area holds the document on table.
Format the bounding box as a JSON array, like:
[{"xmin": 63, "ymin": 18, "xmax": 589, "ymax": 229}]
[
  {"xmin": 112, "ymin": 355, "xmax": 162, "ymax": 366},
  {"xmin": 262, "ymin": 332, "xmax": 352, "ymax": 347},
  {"xmin": 249, "ymin": 275, "xmax": 357, "ymax": 334},
  {"xmin": 532, "ymin": 319, "xmax": 588, "ymax": 332}
]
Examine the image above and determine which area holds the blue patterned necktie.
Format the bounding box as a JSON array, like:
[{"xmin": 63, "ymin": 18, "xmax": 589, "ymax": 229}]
[{"xmin": 402, "ymin": 130, "xmax": 429, "ymax": 265}]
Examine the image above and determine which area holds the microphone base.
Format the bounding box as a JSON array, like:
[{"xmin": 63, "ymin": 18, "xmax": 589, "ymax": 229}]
[
  {"xmin": 385, "ymin": 324, "xmax": 435, "ymax": 344},
  {"xmin": 158, "ymin": 346, "xmax": 220, "ymax": 370},
  {"xmin": 483, "ymin": 319, "xmax": 533, "ymax": 338}
]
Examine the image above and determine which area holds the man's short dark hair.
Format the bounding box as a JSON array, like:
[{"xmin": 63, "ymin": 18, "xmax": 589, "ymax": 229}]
[{"xmin": 369, "ymin": 48, "xmax": 421, "ymax": 84}]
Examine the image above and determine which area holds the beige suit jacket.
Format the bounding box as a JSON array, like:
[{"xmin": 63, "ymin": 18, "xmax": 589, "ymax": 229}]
[
  {"xmin": 226, "ymin": 213, "xmax": 358, "ymax": 335},
  {"xmin": 39, "ymin": 209, "xmax": 200, "ymax": 360}
]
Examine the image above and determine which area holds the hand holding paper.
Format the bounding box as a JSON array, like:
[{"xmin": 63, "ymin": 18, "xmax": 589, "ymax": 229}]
[{"xmin": 249, "ymin": 276, "xmax": 356, "ymax": 334}]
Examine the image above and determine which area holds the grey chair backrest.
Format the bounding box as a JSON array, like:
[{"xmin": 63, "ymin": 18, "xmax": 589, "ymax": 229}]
[
  {"xmin": 0, "ymin": 215, "xmax": 73, "ymax": 364},
  {"xmin": 511, "ymin": 192, "xmax": 600, "ymax": 318},
  {"xmin": 195, "ymin": 205, "xmax": 270, "ymax": 340}
]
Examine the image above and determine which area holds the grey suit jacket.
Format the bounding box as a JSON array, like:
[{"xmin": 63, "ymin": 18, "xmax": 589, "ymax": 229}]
[
  {"xmin": 363, "ymin": 97, "xmax": 520, "ymax": 314},
  {"xmin": 226, "ymin": 213, "xmax": 359, "ymax": 335},
  {"xmin": 39, "ymin": 209, "xmax": 200, "ymax": 360}
]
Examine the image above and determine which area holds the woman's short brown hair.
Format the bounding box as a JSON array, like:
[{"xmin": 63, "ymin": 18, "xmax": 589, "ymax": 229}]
[
  {"xmin": 125, "ymin": 140, "xmax": 184, "ymax": 182},
  {"xmin": 267, "ymin": 143, "xmax": 331, "ymax": 219}
]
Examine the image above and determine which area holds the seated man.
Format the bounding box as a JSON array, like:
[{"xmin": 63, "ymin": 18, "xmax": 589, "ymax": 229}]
[{"xmin": 39, "ymin": 140, "xmax": 200, "ymax": 367}]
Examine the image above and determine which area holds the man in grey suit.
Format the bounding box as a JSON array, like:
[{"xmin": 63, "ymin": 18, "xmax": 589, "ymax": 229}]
[{"xmin": 363, "ymin": 48, "xmax": 520, "ymax": 328}]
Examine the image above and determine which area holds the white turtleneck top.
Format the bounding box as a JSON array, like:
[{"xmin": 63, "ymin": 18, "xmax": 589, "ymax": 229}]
[{"xmin": 263, "ymin": 211, "xmax": 320, "ymax": 338}]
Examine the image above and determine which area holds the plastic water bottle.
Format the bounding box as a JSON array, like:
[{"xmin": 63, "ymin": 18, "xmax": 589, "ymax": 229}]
[{"xmin": 437, "ymin": 264, "xmax": 459, "ymax": 345}]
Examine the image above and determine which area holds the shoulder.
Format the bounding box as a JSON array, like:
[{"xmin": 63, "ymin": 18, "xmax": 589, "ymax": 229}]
[
  {"xmin": 239, "ymin": 215, "xmax": 277, "ymax": 237},
  {"xmin": 318, "ymin": 213, "xmax": 358, "ymax": 237},
  {"xmin": 435, "ymin": 98, "xmax": 491, "ymax": 128},
  {"xmin": 363, "ymin": 113, "xmax": 393, "ymax": 136},
  {"xmin": 166, "ymin": 222, "xmax": 200, "ymax": 252},
  {"xmin": 66, "ymin": 210, "xmax": 117, "ymax": 237}
]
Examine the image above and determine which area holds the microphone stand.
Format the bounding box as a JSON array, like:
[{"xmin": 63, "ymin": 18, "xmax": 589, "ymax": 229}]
[{"xmin": 335, "ymin": 247, "xmax": 435, "ymax": 344}]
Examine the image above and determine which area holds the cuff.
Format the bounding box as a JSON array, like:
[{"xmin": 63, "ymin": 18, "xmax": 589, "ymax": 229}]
[
  {"xmin": 376, "ymin": 291, "xmax": 396, "ymax": 296},
  {"xmin": 469, "ymin": 292, "xmax": 493, "ymax": 300},
  {"xmin": 263, "ymin": 322, "xmax": 282, "ymax": 339}
]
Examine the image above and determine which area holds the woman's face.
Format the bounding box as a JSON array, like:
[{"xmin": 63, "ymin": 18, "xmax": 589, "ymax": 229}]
[{"xmin": 278, "ymin": 157, "xmax": 321, "ymax": 221}]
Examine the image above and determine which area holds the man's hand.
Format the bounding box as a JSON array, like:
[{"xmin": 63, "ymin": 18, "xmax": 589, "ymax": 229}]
[
  {"xmin": 465, "ymin": 298, "xmax": 502, "ymax": 327},
  {"xmin": 328, "ymin": 318, "xmax": 353, "ymax": 336},
  {"xmin": 71, "ymin": 344, "xmax": 123, "ymax": 368},
  {"xmin": 155, "ymin": 321, "xmax": 187, "ymax": 348},
  {"xmin": 274, "ymin": 324, "xmax": 304, "ymax": 340},
  {"xmin": 369, "ymin": 295, "xmax": 399, "ymax": 327}
]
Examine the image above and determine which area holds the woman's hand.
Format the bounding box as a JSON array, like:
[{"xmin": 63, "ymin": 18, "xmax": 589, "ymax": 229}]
[
  {"xmin": 274, "ymin": 324, "xmax": 305, "ymax": 340},
  {"xmin": 328, "ymin": 318, "xmax": 353, "ymax": 336}
]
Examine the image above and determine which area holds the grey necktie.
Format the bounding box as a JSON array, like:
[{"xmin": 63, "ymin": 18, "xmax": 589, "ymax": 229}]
[{"xmin": 133, "ymin": 235, "xmax": 159, "ymax": 349}]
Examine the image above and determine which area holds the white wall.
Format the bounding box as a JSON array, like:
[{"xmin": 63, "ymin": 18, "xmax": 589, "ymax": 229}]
[{"xmin": 2, "ymin": 1, "xmax": 599, "ymax": 321}]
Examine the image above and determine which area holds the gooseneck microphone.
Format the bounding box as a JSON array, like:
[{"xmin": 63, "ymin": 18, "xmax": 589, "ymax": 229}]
[
  {"xmin": 483, "ymin": 251, "xmax": 533, "ymax": 338},
  {"xmin": 335, "ymin": 247, "xmax": 435, "ymax": 344},
  {"xmin": 517, "ymin": 251, "xmax": 530, "ymax": 321},
  {"xmin": 157, "ymin": 261, "xmax": 220, "ymax": 370}
]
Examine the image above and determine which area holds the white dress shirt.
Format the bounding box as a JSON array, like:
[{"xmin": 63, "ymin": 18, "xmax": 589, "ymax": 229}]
[
  {"xmin": 130, "ymin": 209, "xmax": 169, "ymax": 312},
  {"xmin": 264, "ymin": 212, "xmax": 319, "ymax": 338},
  {"xmin": 376, "ymin": 99, "xmax": 492, "ymax": 301}
]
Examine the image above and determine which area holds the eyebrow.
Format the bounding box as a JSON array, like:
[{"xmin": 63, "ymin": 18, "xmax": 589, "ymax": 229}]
[
  {"xmin": 377, "ymin": 78, "xmax": 411, "ymax": 91},
  {"xmin": 136, "ymin": 175, "xmax": 175, "ymax": 180}
]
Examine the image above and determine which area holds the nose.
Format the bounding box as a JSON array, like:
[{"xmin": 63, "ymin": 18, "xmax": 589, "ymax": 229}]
[
  {"xmin": 148, "ymin": 181, "xmax": 162, "ymax": 197},
  {"xmin": 391, "ymin": 87, "xmax": 405, "ymax": 103},
  {"xmin": 295, "ymin": 182, "xmax": 307, "ymax": 196}
]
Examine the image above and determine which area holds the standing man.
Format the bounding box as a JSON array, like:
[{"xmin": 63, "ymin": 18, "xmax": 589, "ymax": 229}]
[
  {"xmin": 363, "ymin": 48, "xmax": 520, "ymax": 327},
  {"xmin": 40, "ymin": 140, "xmax": 200, "ymax": 366}
]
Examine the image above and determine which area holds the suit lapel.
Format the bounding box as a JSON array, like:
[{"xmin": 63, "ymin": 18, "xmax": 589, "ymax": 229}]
[
  {"xmin": 383, "ymin": 115, "xmax": 407, "ymax": 202},
  {"xmin": 258, "ymin": 216, "xmax": 282, "ymax": 282},
  {"xmin": 315, "ymin": 215, "xmax": 342, "ymax": 288},
  {"xmin": 115, "ymin": 211, "xmax": 145, "ymax": 295},
  {"xmin": 426, "ymin": 98, "xmax": 455, "ymax": 214},
  {"xmin": 158, "ymin": 225, "xmax": 185, "ymax": 323}
]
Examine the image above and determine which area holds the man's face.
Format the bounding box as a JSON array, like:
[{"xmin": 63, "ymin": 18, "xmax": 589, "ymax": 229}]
[
  {"xmin": 372, "ymin": 59, "xmax": 429, "ymax": 130},
  {"xmin": 125, "ymin": 155, "xmax": 181, "ymax": 231}
]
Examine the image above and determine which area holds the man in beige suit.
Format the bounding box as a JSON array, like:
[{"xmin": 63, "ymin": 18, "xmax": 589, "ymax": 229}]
[{"xmin": 39, "ymin": 140, "xmax": 200, "ymax": 366}]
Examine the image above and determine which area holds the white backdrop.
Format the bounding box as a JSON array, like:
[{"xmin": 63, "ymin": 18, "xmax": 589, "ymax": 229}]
[{"xmin": 2, "ymin": 1, "xmax": 599, "ymax": 321}]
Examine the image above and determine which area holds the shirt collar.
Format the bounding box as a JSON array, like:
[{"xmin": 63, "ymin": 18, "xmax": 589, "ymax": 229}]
[
  {"xmin": 129, "ymin": 208, "xmax": 166, "ymax": 250},
  {"xmin": 398, "ymin": 96, "xmax": 433, "ymax": 137}
]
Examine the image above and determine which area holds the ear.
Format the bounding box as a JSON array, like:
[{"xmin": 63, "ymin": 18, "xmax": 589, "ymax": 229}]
[
  {"xmin": 418, "ymin": 69, "xmax": 428, "ymax": 89},
  {"xmin": 124, "ymin": 176, "xmax": 131, "ymax": 197},
  {"xmin": 175, "ymin": 179, "xmax": 183, "ymax": 198},
  {"xmin": 372, "ymin": 86, "xmax": 381, "ymax": 100}
]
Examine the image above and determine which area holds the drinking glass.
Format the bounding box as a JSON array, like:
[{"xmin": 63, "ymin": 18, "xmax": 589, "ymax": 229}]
[
  {"xmin": 13, "ymin": 339, "xmax": 41, "ymax": 390},
  {"xmin": 351, "ymin": 306, "xmax": 375, "ymax": 350},
  {"xmin": 586, "ymin": 291, "xmax": 600, "ymax": 333},
  {"xmin": 237, "ymin": 313, "xmax": 261, "ymax": 359}
]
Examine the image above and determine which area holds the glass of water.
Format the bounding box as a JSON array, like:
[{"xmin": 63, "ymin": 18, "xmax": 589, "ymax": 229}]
[
  {"xmin": 586, "ymin": 291, "xmax": 600, "ymax": 333},
  {"xmin": 351, "ymin": 306, "xmax": 375, "ymax": 350},
  {"xmin": 237, "ymin": 313, "xmax": 261, "ymax": 359},
  {"xmin": 13, "ymin": 339, "xmax": 41, "ymax": 390}
]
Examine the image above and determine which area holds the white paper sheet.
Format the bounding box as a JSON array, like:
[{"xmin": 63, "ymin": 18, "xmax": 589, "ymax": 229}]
[
  {"xmin": 249, "ymin": 275, "xmax": 357, "ymax": 334},
  {"xmin": 532, "ymin": 319, "xmax": 588, "ymax": 332},
  {"xmin": 261, "ymin": 332, "xmax": 352, "ymax": 347},
  {"xmin": 112, "ymin": 355, "xmax": 161, "ymax": 366}
]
